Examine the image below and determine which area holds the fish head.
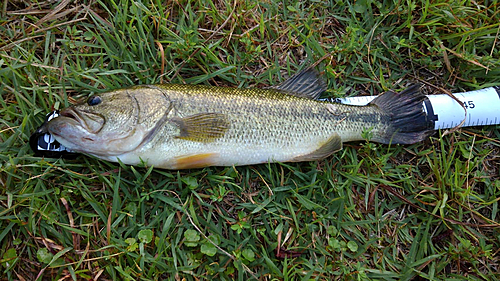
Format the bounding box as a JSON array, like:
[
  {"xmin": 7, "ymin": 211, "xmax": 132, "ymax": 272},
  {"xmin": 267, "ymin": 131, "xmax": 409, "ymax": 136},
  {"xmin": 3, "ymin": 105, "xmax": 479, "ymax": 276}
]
[{"xmin": 47, "ymin": 88, "xmax": 154, "ymax": 156}]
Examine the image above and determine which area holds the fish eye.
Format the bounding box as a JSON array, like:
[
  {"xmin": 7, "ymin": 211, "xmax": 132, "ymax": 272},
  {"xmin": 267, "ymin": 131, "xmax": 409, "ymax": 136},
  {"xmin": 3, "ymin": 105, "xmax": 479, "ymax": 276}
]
[{"xmin": 87, "ymin": 96, "xmax": 102, "ymax": 106}]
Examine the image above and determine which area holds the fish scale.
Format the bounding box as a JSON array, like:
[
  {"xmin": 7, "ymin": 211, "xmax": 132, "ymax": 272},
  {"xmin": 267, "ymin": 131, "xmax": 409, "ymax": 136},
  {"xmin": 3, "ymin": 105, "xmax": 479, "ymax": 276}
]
[{"xmin": 137, "ymin": 85, "xmax": 337, "ymax": 168}]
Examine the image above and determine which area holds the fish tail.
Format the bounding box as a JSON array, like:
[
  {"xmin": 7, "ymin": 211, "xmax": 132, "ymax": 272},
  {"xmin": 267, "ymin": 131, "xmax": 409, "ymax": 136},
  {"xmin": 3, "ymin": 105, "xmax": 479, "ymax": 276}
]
[{"xmin": 370, "ymin": 84, "xmax": 435, "ymax": 144}]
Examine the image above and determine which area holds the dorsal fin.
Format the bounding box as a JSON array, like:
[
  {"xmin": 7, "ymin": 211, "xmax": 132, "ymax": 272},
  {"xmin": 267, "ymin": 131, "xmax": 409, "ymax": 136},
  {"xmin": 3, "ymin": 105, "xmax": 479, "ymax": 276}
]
[{"xmin": 271, "ymin": 67, "xmax": 327, "ymax": 99}]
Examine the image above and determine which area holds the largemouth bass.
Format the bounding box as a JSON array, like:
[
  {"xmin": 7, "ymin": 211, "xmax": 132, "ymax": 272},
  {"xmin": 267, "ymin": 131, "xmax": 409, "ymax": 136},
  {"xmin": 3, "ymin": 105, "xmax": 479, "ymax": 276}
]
[{"xmin": 47, "ymin": 68, "xmax": 434, "ymax": 169}]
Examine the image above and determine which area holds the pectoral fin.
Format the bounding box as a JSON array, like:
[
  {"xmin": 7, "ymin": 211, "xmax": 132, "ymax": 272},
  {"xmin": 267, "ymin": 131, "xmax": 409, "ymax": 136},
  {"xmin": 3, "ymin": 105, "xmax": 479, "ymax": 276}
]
[
  {"xmin": 292, "ymin": 134, "xmax": 342, "ymax": 162},
  {"xmin": 174, "ymin": 153, "xmax": 218, "ymax": 169},
  {"xmin": 171, "ymin": 113, "xmax": 230, "ymax": 143}
]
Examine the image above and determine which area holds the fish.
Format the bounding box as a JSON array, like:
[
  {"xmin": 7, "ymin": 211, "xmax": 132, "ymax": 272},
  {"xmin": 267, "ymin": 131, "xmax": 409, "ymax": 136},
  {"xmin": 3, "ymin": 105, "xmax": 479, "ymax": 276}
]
[{"xmin": 46, "ymin": 68, "xmax": 435, "ymax": 169}]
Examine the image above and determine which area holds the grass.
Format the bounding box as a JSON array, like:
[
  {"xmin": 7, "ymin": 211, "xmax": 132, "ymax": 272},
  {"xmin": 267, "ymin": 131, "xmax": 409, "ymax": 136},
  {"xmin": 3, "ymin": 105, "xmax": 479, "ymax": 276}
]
[{"xmin": 1, "ymin": 0, "xmax": 500, "ymax": 280}]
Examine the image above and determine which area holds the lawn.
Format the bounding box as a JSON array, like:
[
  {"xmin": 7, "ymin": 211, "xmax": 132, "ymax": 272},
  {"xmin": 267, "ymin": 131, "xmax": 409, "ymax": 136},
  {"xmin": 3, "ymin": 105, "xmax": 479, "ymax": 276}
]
[{"xmin": 1, "ymin": 0, "xmax": 499, "ymax": 280}]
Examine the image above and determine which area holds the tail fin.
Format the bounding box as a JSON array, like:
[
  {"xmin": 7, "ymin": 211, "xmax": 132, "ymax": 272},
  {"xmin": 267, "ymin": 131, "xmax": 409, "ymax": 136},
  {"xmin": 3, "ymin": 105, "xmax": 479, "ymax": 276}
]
[{"xmin": 370, "ymin": 84, "xmax": 435, "ymax": 144}]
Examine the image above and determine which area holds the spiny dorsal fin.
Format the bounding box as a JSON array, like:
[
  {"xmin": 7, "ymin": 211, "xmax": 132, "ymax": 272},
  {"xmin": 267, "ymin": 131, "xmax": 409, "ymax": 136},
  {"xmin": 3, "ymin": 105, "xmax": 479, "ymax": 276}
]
[
  {"xmin": 291, "ymin": 133, "xmax": 342, "ymax": 162},
  {"xmin": 171, "ymin": 113, "xmax": 230, "ymax": 143},
  {"xmin": 272, "ymin": 67, "xmax": 327, "ymax": 99}
]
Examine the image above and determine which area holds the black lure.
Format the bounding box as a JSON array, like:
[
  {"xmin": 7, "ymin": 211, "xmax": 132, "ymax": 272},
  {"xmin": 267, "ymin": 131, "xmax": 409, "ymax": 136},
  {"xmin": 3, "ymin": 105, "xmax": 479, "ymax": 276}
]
[{"xmin": 29, "ymin": 111, "xmax": 78, "ymax": 158}]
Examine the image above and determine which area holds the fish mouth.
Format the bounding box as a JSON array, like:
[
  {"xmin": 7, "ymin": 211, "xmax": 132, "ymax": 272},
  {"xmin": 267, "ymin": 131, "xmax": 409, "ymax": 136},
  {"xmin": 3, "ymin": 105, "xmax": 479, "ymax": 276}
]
[
  {"xmin": 59, "ymin": 107, "xmax": 105, "ymax": 134},
  {"xmin": 60, "ymin": 108, "xmax": 82, "ymax": 123}
]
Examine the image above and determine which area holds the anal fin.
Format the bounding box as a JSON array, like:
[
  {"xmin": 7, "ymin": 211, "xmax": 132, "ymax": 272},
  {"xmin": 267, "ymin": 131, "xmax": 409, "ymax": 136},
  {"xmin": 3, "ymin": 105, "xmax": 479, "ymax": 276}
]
[{"xmin": 292, "ymin": 134, "xmax": 342, "ymax": 162}]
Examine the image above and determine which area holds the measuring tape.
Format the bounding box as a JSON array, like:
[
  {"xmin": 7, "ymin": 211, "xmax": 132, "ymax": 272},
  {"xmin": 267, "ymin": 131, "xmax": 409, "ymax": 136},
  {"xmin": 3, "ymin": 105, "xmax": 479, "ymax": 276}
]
[{"xmin": 329, "ymin": 86, "xmax": 500, "ymax": 129}]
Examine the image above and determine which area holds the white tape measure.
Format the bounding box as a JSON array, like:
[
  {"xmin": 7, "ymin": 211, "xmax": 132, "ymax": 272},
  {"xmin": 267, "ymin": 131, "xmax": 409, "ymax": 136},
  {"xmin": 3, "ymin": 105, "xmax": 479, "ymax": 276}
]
[{"xmin": 330, "ymin": 86, "xmax": 500, "ymax": 129}]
